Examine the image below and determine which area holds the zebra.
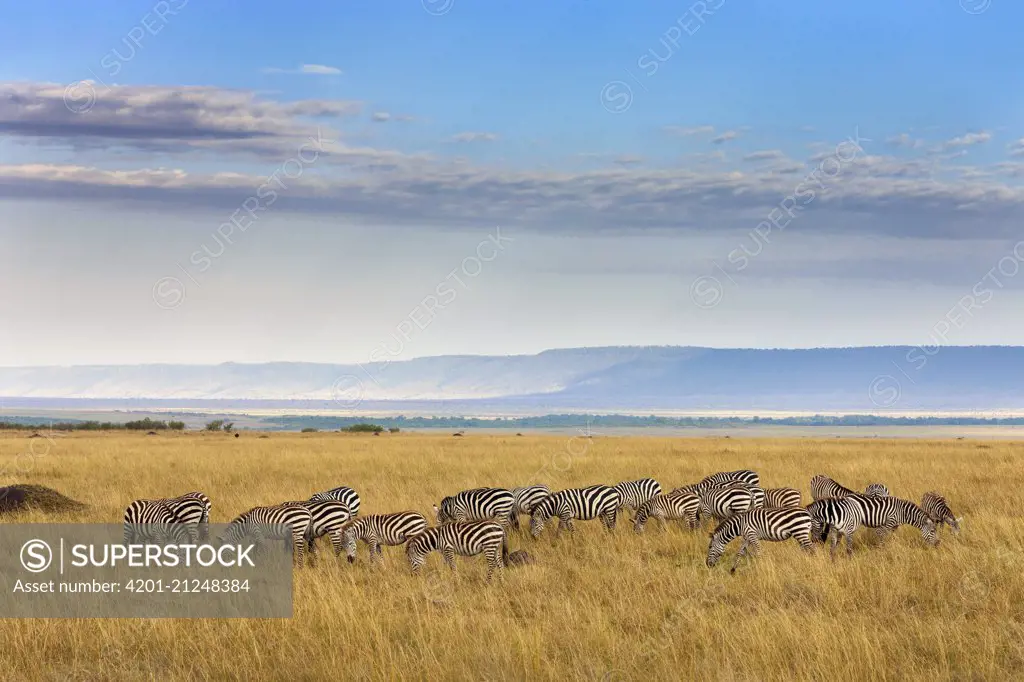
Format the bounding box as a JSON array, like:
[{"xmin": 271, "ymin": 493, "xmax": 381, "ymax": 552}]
[
  {"xmin": 695, "ymin": 484, "xmax": 756, "ymax": 524},
  {"xmin": 220, "ymin": 504, "xmax": 314, "ymax": 565},
  {"xmin": 921, "ymin": 491, "xmax": 961, "ymax": 535},
  {"xmin": 810, "ymin": 474, "xmax": 858, "ymax": 501},
  {"xmin": 706, "ymin": 507, "xmax": 815, "ymax": 573},
  {"xmin": 807, "ymin": 495, "xmax": 938, "ymax": 558},
  {"xmin": 633, "ymin": 492, "xmax": 700, "ymax": 533},
  {"xmin": 865, "ymin": 483, "xmax": 890, "ymax": 497},
  {"xmin": 133, "ymin": 491, "xmax": 211, "ymax": 542},
  {"xmin": 613, "ymin": 478, "xmax": 663, "ymax": 515},
  {"xmin": 282, "ymin": 499, "xmax": 352, "ymax": 557},
  {"xmin": 122, "ymin": 500, "xmax": 195, "ymax": 545},
  {"xmin": 310, "ymin": 486, "xmax": 361, "ymax": 517},
  {"xmin": 700, "ymin": 469, "xmax": 760, "ymax": 489},
  {"xmin": 340, "ymin": 511, "xmax": 428, "ymax": 564},
  {"xmin": 763, "ymin": 487, "xmax": 802, "ymax": 508},
  {"xmin": 406, "ymin": 521, "xmax": 509, "ymax": 582},
  {"xmin": 510, "ymin": 485, "xmax": 551, "ymax": 530},
  {"xmin": 530, "ymin": 485, "xmax": 621, "ymax": 539},
  {"xmin": 434, "ymin": 488, "xmax": 515, "ymax": 527},
  {"xmin": 747, "ymin": 486, "xmax": 767, "ymax": 508}
]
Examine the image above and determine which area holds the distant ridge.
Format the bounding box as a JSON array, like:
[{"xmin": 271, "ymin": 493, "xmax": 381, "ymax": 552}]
[{"xmin": 2, "ymin": 346, "xmax": 1022, "ymax": 412}]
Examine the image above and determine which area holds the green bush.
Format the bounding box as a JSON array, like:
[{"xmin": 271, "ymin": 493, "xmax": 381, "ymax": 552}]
[
  {"xmin": 205, "ymin": 420, "xmax": 226, "ymax": 432},
  {"xmin": 341, "ymin": 423, "xmax": 384, "ymax": 433},
  {"xmin": 301, "ymin": 427, "xmax": 318, "ymax": 433}
]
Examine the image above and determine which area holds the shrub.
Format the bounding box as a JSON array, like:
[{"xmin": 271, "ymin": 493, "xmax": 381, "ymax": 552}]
[
  {"xmin": 341, "ymin": 423, "xmax": 384, "ymax": 433},
  {"xmin": 388, "ymin": 427, "xmax": 400, "ymax": 433},
  {"xmin": 301, "ymin": 427, "xmax": 318, "ymax": 433},
  {"xmin": 205, "ymin": 420, "xmax": 225, "ymax": 432}
]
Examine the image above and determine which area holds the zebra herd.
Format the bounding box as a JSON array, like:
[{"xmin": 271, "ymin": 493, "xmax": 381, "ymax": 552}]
[{"xmin": 121, "ymin": 472, "xmax": 961, "ymax": 579}]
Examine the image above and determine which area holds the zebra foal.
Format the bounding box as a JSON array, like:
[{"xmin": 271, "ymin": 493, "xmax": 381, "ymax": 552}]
[{"xmin": 633, "ymin": 492, "xmax": 699, "ymax": 533}]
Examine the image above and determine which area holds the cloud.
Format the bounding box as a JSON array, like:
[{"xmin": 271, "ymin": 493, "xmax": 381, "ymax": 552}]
[
  {"xmin": 612, "ymin": 154, "xmax": 644, "ymax": 167},
  {"xmin": 886, "ymin": 133, "xmax": 925, "ymax": 149},
  {"xmin": 710, "ymin": 130, "xmax": 740, "ymax": 145},
  {"xmin": 0, "ymin": 81, "xmax": 367, "ymax": 160},
  {"xmin": 742, "ymin": 150, "xmax": 785, "ymax": 162},
  {"xmin": 371, "ymin": 112, "xmax": 391, "ymax": 122},
  {"xmin": 262, "ymin": 64, "xmax": 342, "ymax": 75},
  {"xmin": 663, "ymin": 125, "xmax": 715, "ymax": 137},
  {"xmin": 1007, "ymin": 139, "xmax": 1024, "ymax": 158},
  {"xmin": 449, "ymin": 132, "xmax": 499, "ymax": 143},
  {"xmin": 943, "ymin": 131, "xmax": 992, "ymax": 148}
]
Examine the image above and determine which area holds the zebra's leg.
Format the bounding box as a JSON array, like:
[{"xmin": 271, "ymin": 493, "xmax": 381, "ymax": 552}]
[
  {"xmin": 844, "ymin": 528, "xmax": 854, "ymax": 557},
  {"xmin": 875, "ymin": 522, "xmax": 897, "ymax": 545},
  {"xmin": 293, "ymin": 528, "xmax": 306, "ymax": 567},
  {"xmin": 368, "ymin": 539, "xmax": 381, "ymax": 565},
  {"xmin": 509, "ymin": 512, "xmax": 520, "ymax": 532},
  {"xmin": 485, "ymin": 547, "xmax": 502, "ymax": 582},
  {"xmin": 601, "ymin": 509, "xmax": 617, "ymax": 532},
  {"xmin": 829, "ymin": 528, "xmax": 839, "ymax": 560},
  {"xmin": 796, "ymin": 529, "xmax": 815, "ymax": 553},
  {"xmin": 730, "ymin": 539, "xmax": 750, "ymax": 574},
  {"xmin": 442, "ymin": 546, "xmax": 456, "ymax": 571}
]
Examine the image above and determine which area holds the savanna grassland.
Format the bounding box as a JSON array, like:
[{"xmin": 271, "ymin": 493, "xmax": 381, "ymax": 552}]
[{"xmin": 0, "ymin": 431, "xmax": 1022, "ymax": 681}]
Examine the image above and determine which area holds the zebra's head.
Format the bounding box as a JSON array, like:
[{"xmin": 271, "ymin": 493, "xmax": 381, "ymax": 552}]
[
  {"xmin": 705, "ymin": 530, "xmax": 726, "ymax": 568},
  {"xmin": 921, "ymin": 518, "xmax": 939, "ymax": 546},
  {"xmin": 529, "ymin": 498, "xmax": 554, "ymax": 538},
  {"xmin": 633, "ymin": 503, "xmax": 651, "ymax": 534}
]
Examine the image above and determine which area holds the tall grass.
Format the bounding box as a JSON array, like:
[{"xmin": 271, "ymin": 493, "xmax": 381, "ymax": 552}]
[{"xmin": 0, "ymin": 431, "xmax": 1021, "ymax": 681}]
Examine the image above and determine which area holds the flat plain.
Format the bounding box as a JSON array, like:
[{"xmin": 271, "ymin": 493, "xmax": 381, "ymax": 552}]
[{"xmin": 0, "ymin": 431, "xmax": 1021, "ymax": 681}]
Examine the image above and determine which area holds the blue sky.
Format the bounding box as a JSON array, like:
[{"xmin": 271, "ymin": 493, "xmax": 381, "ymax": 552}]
[{"xmin": 2, "ymin": 0, "xmax": 1024, "ymax": 364}]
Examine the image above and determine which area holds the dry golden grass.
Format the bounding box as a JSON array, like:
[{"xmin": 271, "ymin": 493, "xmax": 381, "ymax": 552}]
[{"xmin": 0, "ymin": 431, "xmax": 1022, "ymax": 681}]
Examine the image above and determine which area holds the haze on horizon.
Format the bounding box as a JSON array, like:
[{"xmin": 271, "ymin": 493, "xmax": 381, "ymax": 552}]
[{"xmin": 3, "ymin": 1, "xmax": 1024, "ymax": 367}]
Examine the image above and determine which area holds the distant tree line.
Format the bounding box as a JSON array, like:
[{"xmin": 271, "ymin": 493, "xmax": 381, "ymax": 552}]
[{"xmin": 0, "ymin": 417, "xmax": 186, "ymax": 431}]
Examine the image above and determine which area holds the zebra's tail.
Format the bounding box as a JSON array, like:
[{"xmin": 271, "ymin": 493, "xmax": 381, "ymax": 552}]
[{"xmin": 501, "ymin": 531, "xmax": 510, "ymax": 567}]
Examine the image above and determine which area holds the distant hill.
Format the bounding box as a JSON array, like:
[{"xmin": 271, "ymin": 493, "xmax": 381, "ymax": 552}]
[{"xmin": 2, "ymin": 346, "xmax": 1023, "ymax": 412}]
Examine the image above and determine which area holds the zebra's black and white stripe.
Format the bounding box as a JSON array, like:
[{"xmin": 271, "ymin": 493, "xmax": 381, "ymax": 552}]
[
  {"xmin": 633, "ymin": 492, "xmax": 699, "ymax": 533},
  {"xmin": 309, "ymin": 486, "xmax": 361, "ymax": 517},
  {"xmin": 510, "ymin": 485, "xmax": 551, "ymax": 530},
  {"xmin": 220, "ymin": 504, "xmax": 314, "ymax": 565},
  {"xmin": 865, "ymin": 483, "xmax": 890, "ymax": 498},
  {"xmin": 810, "ymin": 474, "xmax": 858, "ymax": 501},
  {"xmin": 530, "ymin": 485, "xmax": 621, "ymax": 539},
  {"xmin": 406, "ymin": 520, "xmax": 508, "ymax": 581},
  {"xmin": 133, "ymin": 491, "xmax": 212, "ymax": 542},
  {"xmin": 123, "ymin": 500, "xmax": 195, "ymax": 545},
  {"xmin": 434, "ymin": 488, "xmax": 515, "ymax": 527},
  {"xmin": 340, "ymin": 511, "xmax": 428, "ymax": 564},
  {"xmin": 613, "ymin": 478, "xmax": 663, "ymax": 513},
  {"xmin": 282, "ymin": 499, "xmax": 352, "ymax": 556},
  {"xmin": 921, "ymin": 491, "xmax": 961, "ymax": 535},
  {"xmin": 807, "ymin": 495, "xmax": 938, "ymax": 557},
  {"xmin": 706, "ymin": 507, "xmax": 815, "ymax": 573},
  {"xmin": 696, "ymin": 484, "xmax": 756, "ymax": 524},
  {"xmin": 700, "ymin": 469, "xmax": 760, "ymax": 489},
  {"xmin": 764, "ymin": 487, "xmax": 802, "ymax": 508}
]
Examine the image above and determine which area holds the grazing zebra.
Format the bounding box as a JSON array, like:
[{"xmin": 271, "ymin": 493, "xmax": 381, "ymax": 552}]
[
  {"xmin": 406, "ymin": 521, "xmax": 509, "ymax": 581},
  {"xmin": 921, "ymin": 491, "xmax": 961, "ymax": 535},
  {"xmin": 340, "ymin": 511, "xmax": 428, "ymax": 564},
  {"xmin": 510, "ymin": 485, "xmax": 551, "ymax": 530},
  {"xmin": 764, "ymin": 487, "xmax": 802, "ymax": 508},
  {"xmin": 706, "ymin": 507, "xmax": 815, "ymax": 573},
  {"xmin": 695, "ymin": 484, "xmax": 756, "ymax": 524},
  {"xmin": 133, "ymin": 491, "xmax": 211, "ymax": 542},
  {"xmin": 530, "ymin": 485, "xmax": 621, "ymax": 539},
  {"xmin": 865, "ymin": 483, "xmax": 890, "ymax": 497},
  {"xmin": 633, "ymin": 492, "xmax": 700, "ymax": 533},
  {"xmin": 309, "ymin": 486, "xmax": 361, "ymax": 517},
  {"xmin": 613, "ymin": 478, "xmax": 663, "ymax": 514},
  {"xmin": 807, "ymin": 495, "xmax": 938, "ymax": 558},
  {"xmin": 700, "ymin": 469, "xmax": 761, "ymax": 489},
  {"xmin": 123, "ymin": 500, "xmax": 195, "ymax": 545},
  {"xmin": 282, "ymin": 499, "xmax": 352, "ymax": 557},
  {"xmin": 434, "ymin": 488, "xmax": 516, "ymax": 527},
  {"xmin": 220, "ymin": 504, "xmax": 314, "ymax": 565},
  {"xmin": 810, "ymin": 474, "xmax": 858, "ymax": 501}
]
